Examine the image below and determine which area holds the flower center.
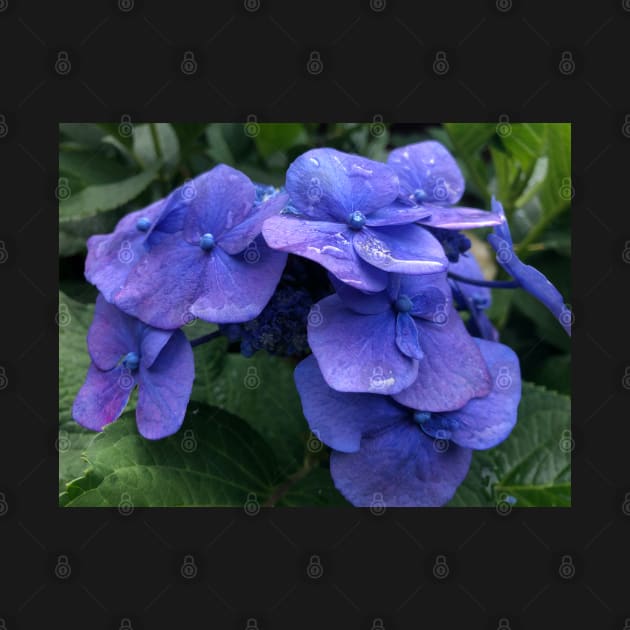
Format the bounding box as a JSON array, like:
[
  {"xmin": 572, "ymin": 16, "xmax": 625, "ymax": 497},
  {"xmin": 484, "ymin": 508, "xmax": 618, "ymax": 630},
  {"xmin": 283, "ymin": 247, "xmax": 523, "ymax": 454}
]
[
  {"xmin": 199, "ymin": 233, "xmax": 216, "ymax": 251},
  {"xmin": 413, "ymin": 411, "xmax": 431, "ymax": 425},
  {"xmin": 346, "ymin": 210, "xmax": 366, "ymax": 230},
  {"xmin": 122, "ymin": 351, "xmax": 140, "ymax": 371},
  {"xmin": 395, "ymin": 294, "xmax": 413, "ymax": 313},
  {"xmin": 136, "ymin": 217, "xmax": 152, "ymax": 232}
]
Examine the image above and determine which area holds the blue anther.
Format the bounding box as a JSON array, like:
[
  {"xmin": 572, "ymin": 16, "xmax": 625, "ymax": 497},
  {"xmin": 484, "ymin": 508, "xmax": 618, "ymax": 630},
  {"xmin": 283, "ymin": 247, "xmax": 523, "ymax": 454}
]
[
  {"xmin": 136, "ymin": 217, "xmax": 151, "ymax": 232},
  {"xmin": 122, "ymin": 351, "xmax": 140, "ymax": 371},
  {"xmin": 346, "ymin": 210, "xmax": 366, "ymax": 230},
  {"xmin": 395, "ymin": 294, "xmax": 413, "ymax": 313},
  {"xmin": 199, "ymin": 233, "xmax": 216, "ymax": 251}
]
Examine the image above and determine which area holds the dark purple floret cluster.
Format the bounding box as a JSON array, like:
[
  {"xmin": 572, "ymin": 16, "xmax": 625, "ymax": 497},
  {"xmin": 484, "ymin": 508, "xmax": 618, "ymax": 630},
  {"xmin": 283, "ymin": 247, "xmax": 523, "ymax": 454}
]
[{"xmin": 73, "ymin": 140, "xmax": 570, "ymax": 506}]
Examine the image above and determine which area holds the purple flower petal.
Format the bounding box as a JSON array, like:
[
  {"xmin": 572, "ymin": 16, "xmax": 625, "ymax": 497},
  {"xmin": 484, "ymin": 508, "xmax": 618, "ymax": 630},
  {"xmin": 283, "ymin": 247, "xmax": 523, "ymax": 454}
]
[
  {"xmin": 72, "ymin": 364, "xmax": 134, "ymax": 431},
  {"xmin": 85, "ymin": 200, "xmax": 166, "ymax": 301},
  {"xmin": 417, "ymin": 203, "xmax": 504, "ymax": 229},
  {"xmin": 285, "ymin": 148, "xmax": 399, "ymax": 222},
  {"xmin": 262, "ymin": 215, "xmax": 387, "ymax": 292},
  {"xmin": 388, "ymin": 141, "xmax": 465, "ymax": 206},
  {"xmin": 140, "ymin": 327, "xmax": 175, "ymax": 369},
  {"xmin": 136, "ymin": 330, "xmax": 194, "ymax": 439},
  {"xmin": 396, "ymin": 271, "xmax": 451, "ymax": 319},
  {"xmin": 218, "ymin": 192, "xmax": 289, "ymax": 255},
  {"xmin": 395, "ymin": 312, "xmax": 423, "ymax": 360},
  {"xmin": 190, "ymin": 237, "xmax": 287, "ymax": 324},
  {"xmin": 329, "ymin": 274, "xmax": 390, "ymax": 315},
  {"xmin": 487, "ymin": 198, "xmax": 570, "ymax": 336},
  {"xmin": 420, "ymin": 339, "xmax": 521, "ymax": 449},
  {"xmin": 87, "ymin": 294, "xmax": 139, "ymax": 370},
  {"xmin": 307, "ymin": 294, "xmax": 418, "ymax": 394},
  {"xmin": 294, "ymin": 355, "xmax": 406, "ymax": 453},
  {"xmin": 331, "ymin": 423, "xmax": 472, "ymax": 507},
  {"xmin": 114, "ymin": 234, "xmax": 205, "ymax": 329},
  {"xmin": 364, "ymin": 201, "xmax": 433, "ymax": 226},
  {"xmin": 182, "ymin": 164, "xmax": 256, "ymax": 244},
  {"xmin": 352, "ymin": 224, "xmax": 448, "ymax": 274},
  {"xmin": 393, "ymin": 305, "xmax": 492, "ymax": 411}
]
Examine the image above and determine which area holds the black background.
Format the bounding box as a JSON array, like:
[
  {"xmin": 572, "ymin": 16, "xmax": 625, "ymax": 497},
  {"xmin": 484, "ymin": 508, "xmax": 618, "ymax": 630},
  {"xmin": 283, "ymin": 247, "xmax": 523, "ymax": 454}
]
[{"xmin": 1, "ymin": 0, "xmax": 629, "ymax": 628}]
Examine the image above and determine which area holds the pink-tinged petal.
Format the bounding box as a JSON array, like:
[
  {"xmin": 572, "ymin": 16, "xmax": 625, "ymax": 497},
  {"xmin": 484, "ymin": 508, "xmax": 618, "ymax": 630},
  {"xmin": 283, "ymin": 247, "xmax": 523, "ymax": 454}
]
[
  {"xmin": 136, "ymin": 330, "xmax": 194, "ymax": 439},
  {"xmin": 85, "ymin": 200, "xmax": 166, "ymax": 301},
  {"xmin": 72, "ymin": 364, "xmax": 134, "ymax": 431},
  {"xmin": 262, "ymin": 215, "xmax": 387, "ymax": 292},
  {"xmin": 191, "ymin": 238, "xmax": 286, "ymax": 323},
  {"xmin": 331, "ymin": 423, "xmax": 472, "ymax": 507},
  {"xmin": 294, "ymin": 355, "xmax": 407, "ymax": 453},
  {"xmin": 364, "ymin": 202, "xmax": 432, "ymax": 226},
  {"xmin": 140, "ymin": 328, "xmax": 175, "ymax": 369},
  {"xmin": 285, "ymin": 148, "xmax": 399, "ymax": 222},
  {"xmin": 329, "ymin": 274, "xmax": 390, "ymax": 315},
  {"xmin": 421, "ymin": 339, "xmax": 521, "ymax": 450},
  {"xmin": 395, "ymin": 312, "xmax": 423, "ymax": 360},
  {"xmin": 393, "ymin": 305, "xmax": 492, "ymax": 411},
  {"xmin": 307, "ymin": 295, "xmax": 418, "ymax": 394},
  {"xmin": 182, "ymin": 164, "xmax": 256, "ymax": 243},
  {"xmin": 417, "ymin": 203, "xmax": 504, "ymax": 229},
  {"xmin": 218, "ymin": 192, "xmax": 289, "ymax": 255},
  {"xmin": 114, "ymin": 234, "xmax": 205, "ymax": 329},
  {"xmin": 352, "ymin": 225, "xmax": 448, "ymax": 274},
  {"xmin": 87, "ymin": 294, "xmax": 139, "ymax": 371},
  {"xmin": 388, "ymin": 141, "xmax": 464, "ymax": 205}
]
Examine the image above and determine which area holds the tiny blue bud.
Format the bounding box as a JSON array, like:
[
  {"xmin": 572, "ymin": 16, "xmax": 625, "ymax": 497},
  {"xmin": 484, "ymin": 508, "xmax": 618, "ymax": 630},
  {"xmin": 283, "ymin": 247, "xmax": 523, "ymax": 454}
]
[
  {"xmin": 395, "ymin": 294, "xmax": 413, "ymax": 313},
  {"xmin": 199, "ymin": 233, "xmax": 216, "ymax": 251},
  {"xmin": 136, "ymin": 217, "xmax": 151, "ymax": 232},
  {"xmin": 122, "ymin": 351, "xmax": 140, "ymax": 371},
  {"xmin": 346, "ymin": 210, "xmax": 366, "ymax": 230},
  {"xmin": 413, "ymin": 411, "xmax": 432, "ymax": 425},
  {"xmin": 413, "ymin": 189, "xmax": 427, "ymax": 203}
]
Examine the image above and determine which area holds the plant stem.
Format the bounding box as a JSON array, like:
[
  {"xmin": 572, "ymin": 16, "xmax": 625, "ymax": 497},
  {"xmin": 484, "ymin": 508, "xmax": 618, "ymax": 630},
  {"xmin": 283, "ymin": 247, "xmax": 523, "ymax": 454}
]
[
  {"xmin": 190, "ymin": 330, "xmax": 223, "ymax": 347},
  {"xmin": 264, "ymin": 455, "xmax": 316, "ymax": 507},
  {"xmin": 448, "ymin": 272, "xmax": 520, "ymax": 289}
]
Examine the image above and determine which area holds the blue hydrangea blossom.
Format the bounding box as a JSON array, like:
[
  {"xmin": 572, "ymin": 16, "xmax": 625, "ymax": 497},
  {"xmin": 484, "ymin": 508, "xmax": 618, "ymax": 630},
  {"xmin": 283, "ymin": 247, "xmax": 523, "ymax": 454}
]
[{"xmin": 73, "ymin": 294, "xmax": 194, "ymax": 439}]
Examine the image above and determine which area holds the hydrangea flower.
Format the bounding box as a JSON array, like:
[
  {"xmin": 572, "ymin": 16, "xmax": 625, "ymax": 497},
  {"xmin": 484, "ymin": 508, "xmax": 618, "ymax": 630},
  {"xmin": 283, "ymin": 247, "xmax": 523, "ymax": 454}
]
[
  {"xmin": 307, "ymin": 272, "xmax": 492, "ymax": 408},
  {"xmin": 85, "ymin": 198, "xmax": 167, "ymax": 302},
  {"xmin": 387, "ymin": 141, "xmax": 505, "ymax": 231},
  {"xmin": 262, "ymin": 148, "xmax": 452, "ymax": 292},
  {"xmin": 294, "ymin": 338, "xmax": 521, "ymax": 507},
  {"xmin": 72, "ymin": 294, "xmax": 194, "ymax": 439},
  {"xmin": 113, "ymin": 164, "xmax": 289, "ymax": 329},
  {"xmin": 487, "ymin": 197, "xmax": 571, "ymax": 335}
]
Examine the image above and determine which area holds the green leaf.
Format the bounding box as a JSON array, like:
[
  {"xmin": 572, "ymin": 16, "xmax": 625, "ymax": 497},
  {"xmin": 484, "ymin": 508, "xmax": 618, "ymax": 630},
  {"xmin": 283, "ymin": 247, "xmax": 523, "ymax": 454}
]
[
  {"xmin": 448, "ymin": 382, "xmax": 571, "ymax": 507},
  {"xmin": 500, "ymin": 123, "xmax": 546, "ymax": 174},
  {"xmin": 254, "ymin": 123, "xmax": 308, "ymax": 160},
  {"xmin": 538, "ymin": 123, "xmax": 571, "ymax": 217},
  {"xmin": 132, "ymin": 123, "xmax": 180, "ymax": 175},
  {"xmin": 205, "ymin": 124, "xmax": 237, "ymax": 165},
  {"xmin": 59, "ymin": 168, "xmax": 158, "ymax": 223},
  {"xmin": 62, "ymin": 403, "xmax": 281, "ymax": 507},
  {"xmin": 58, "ymin": 292, "xmax": 98, "ymax": 491},
  {"xmin": 59, "ymin": 149, "xmax": 132, "ymax": 187},
  {"xmin": 59, "ymin": 207, "xmax": 123, "ymax": 257},
  {"xmin": 60, "ymin": 123, "xmax": 106, "ymax": 149},
  {"xmin": 276, "ymin": 467, "xmax": 349, "ymax": 507},
  {"xmin": 193, "ymin": 345, "xmax": 307, "ymax": 474}
]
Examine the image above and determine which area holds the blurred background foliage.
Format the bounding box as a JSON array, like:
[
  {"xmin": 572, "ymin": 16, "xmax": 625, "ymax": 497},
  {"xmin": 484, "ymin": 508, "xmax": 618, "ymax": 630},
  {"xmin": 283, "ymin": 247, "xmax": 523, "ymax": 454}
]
[
  {"xmin": 60, "ymin": 121, "xmax": 571, "ymax": 395},
  {"xmin": 59, "ymin": 122, "xmax": 570, "ymax": 507}
]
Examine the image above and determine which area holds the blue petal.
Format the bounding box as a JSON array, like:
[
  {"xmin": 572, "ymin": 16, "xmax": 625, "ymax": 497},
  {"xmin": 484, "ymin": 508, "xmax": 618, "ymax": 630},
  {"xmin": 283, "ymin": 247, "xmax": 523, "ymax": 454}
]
[
  {"xmin": 388, "ymin": 141, "xmax": 465, "ymax": 206},
  {"xmin": 285, "ymin": 148, "xmax": 399, "ymax": 222},
  {"xmin": 419, "ymin": 338, "xmax": 521, "ymax": 449},
  {"xmin": 331, "ymin": 422, "xmax": 472, "ymax": 507},
  {"xmin": 72, "ymin": 364, "xmax": 134, "ymax": 431},
  {"xmin": 294, "ymin": 355, "xmax": 407, "ymax": 453},
  {"xmin": 395, "ymin": 312, "xmax": 423, "ymax": 360},
  {"xmin": 352, "ymin": 224, "xmax": 448, "ymax": 274},
  {"xmin": 393, "ymin": 304, "xmax": 492, "ymax": 411},
  {"xmin": 136, "ymin": 330, "xmax": 194, "ymax": 439},
  {"xmin": 307, "ymin": 294, "xmax": 419, "ymax": 394}
]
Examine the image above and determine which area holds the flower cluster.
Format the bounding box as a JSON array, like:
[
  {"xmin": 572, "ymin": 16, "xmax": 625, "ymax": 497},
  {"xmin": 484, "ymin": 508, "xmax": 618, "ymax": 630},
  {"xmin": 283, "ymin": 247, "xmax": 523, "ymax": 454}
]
[{"xmin": 73, "ymin": 140, "xmax": 570, "ymax": 506}]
